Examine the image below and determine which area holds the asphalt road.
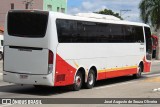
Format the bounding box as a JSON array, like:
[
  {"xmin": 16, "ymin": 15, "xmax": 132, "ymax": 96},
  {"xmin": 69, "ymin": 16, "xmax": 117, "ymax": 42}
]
[{"xmin": 0, "ymin": 60, "xmax": 159, "ymax": 107}]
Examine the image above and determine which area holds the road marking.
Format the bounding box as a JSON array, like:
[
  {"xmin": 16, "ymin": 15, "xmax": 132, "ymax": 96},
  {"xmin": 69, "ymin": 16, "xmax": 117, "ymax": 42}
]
[
  {"xmin": 94, "ymin": 73, "xmax": 160, "ymax": 90},
  {"xmin": 143, "ymin": 76, "xmax": 160, "ymax": 82},
  {"xmin": 0, "ymin": 73, "xmax": 2, "ymax": 76},
  {"xmin": 145, "ymin": 73, "xmax": 160, "ymax": 77},
  {"xmin": 152, "ymin": 60, "xmax": 160, "ymax": 63},
  {"xmin": 153, "ymin": 88, "xmax": 160, "ymax": 92}
]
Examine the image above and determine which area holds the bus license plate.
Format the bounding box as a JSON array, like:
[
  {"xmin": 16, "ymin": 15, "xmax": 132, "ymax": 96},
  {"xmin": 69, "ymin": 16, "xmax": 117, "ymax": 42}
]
[{"xmin": 20, "ymin": 75, "xmax": 28, "ymax": 79}]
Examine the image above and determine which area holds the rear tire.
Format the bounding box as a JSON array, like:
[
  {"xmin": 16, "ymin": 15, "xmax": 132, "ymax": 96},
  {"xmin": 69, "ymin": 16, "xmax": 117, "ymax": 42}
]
[
  {"xmin": 71, "ymin": 72, "xmax": 83, "ymax": 91},
  {"xmin": 133, "ymin": 65, "xmax": 142, "ymax": 78},
  {"xmin": 85, "ymin": 69, "xmax": 96, "ymax": 89}
]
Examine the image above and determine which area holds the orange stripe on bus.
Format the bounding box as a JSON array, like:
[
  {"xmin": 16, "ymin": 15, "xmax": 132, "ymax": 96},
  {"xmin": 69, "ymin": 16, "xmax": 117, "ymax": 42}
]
[{"xmin": 98, "ymin": 66, "xmax": 137, "ymax": 73}]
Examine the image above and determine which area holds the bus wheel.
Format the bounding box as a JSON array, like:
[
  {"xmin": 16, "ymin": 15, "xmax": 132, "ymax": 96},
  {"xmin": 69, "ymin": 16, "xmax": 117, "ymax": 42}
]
[
  {"xmin": 0, "ymin": 53, "xmax": 3, "ymax": 60},
  {"xmin": 133, "ymin": 65, "xmax": 142, "ymax": 78},
  {"xmin": 85, "ymin": 69, "xmax": 96, "ymax": 89},
  {"xmin": 72, "ymin": 71, "xmax": 83, "ymax": 91}
]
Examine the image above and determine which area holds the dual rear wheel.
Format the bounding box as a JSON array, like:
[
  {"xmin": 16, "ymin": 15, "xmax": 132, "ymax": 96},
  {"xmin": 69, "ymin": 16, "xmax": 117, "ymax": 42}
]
[
  {"xmin": 72, "ymin": 64, "xmax": 143, "ymax": 91},
  {"xmin": 85, "ymin": 69, "xmax": 96, "ymax": 89},
  {"xmin": 72, "ymin": 69, "xmax": 96, "ymax": 91}
]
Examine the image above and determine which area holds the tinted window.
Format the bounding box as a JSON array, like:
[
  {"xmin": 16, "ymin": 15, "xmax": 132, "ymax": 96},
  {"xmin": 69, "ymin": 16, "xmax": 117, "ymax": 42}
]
[
  {"xmin": 56, "ymin": 20, "xmax": 79, "ymax": 42},
  {"xmin": 124, "ymin": 26, "xmax": 135, "ymax": 42},
  {"xmin": 8, "ymin": 11, "xmax": 49, "ymax": 38},
  {"xmin": 135, "ymin": 26, "xmax": 144, "ymax": 42},
  {"xmin": 56, "ymin": 19, "xmax": 144, "ymax": 43},
  {"xmin": 57, "ymin": 20, "xmax": 111, "ymax": 43},
  {"xmin": 96, "ymin": 23, "xmax": 110, "ymax": 42},
  {"xmin": 82, "ymin": 21, "xmax": 98, "ymax": 42},
  {"xmin": 110, "ymin": 24, "xmax": 125, "ymax": 42}
]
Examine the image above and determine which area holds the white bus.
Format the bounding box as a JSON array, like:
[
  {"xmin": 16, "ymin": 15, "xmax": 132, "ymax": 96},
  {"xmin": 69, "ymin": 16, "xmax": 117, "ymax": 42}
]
[{"xmin": 3, "ymin": 10, "xmax": 152, "ymax": 91}]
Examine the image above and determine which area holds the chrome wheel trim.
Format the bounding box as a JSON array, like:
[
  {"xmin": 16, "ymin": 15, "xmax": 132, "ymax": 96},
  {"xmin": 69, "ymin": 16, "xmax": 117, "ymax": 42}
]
[
  {"xmin": 75, "ymin": 75, "xmax": 81, "ymax": 87},
  {"xmin": 137, "ymin": 66, "xmax": 142, "ymax": 77},
  {"xmin": 88, "ymin": 72, "xmax": 94, "ymax": 85}
]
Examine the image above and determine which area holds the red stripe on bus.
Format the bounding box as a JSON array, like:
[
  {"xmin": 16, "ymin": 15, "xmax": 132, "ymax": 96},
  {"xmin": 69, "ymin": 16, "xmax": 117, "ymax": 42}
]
[
  {"xmin": 97, "ymin": 68, "xmax": 137, "ymax": 80},
  {"xmin": 54, "ymin": 54, "xmax": 150, "ymax": 86},
  {"xmin": 54, "ymin": 54, "xmax": 76, "ymax": 86}
]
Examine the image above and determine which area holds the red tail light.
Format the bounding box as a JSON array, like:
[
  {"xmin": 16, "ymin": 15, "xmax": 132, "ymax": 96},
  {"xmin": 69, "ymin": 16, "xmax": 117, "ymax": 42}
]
[
  {"xmin": 48, "ymin": 50, "xmax": 53, "ymax": 64},
  {"xmin": 48, "ymin": 50, "xmax": 54, "ymax": 74}
]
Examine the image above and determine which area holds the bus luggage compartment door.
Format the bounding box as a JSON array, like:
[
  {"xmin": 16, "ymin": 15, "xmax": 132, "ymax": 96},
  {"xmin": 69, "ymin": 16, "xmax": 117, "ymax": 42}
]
[{"xmin": 4, "ymin": 46, "xmax": 49, "ymax": 75}]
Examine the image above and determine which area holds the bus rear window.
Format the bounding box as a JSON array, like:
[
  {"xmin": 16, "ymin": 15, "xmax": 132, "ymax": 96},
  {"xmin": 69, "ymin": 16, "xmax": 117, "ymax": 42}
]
[{"xmin": 7, "ymin": 11, "xmax": 49, "ymax": 38}]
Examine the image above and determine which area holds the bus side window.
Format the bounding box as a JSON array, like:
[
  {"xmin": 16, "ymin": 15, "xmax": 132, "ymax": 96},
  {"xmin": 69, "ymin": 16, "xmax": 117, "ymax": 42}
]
[
  {"xmin": 124, "ymin": 25, "xmax": 135, "ymax": 43},
  {"xmin": 110, "ymin": 24, "xmax": 125, "ymax": 43},
  {"xmin": 135, "ymin": 27, "xmax": 144, "ymax": 43}
]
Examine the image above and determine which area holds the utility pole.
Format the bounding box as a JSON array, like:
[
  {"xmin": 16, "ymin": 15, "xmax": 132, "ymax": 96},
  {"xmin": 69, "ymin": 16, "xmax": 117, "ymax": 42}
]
[{"xmin": 120, "ymin": 9, "xmax": 131, "ymax": 17}]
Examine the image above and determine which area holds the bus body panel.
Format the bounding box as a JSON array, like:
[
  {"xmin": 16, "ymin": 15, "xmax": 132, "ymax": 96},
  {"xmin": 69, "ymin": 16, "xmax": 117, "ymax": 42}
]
[
  {"xmin": 54, "ymin": 54, "xmax": 77, "ymax": 86},
  {"xmin": 54, "ymin": 43, "xmax": 145, "ymax": 86},
  {"xmin": 3, "ymin": 71, "xmax": 54, "ymax": 86},
  {"xmin": 56, "ymin": 43, "xmax": 144, "ymax": 68},
  {"xmin": 4, "ymin": 46, "xmax": 48, "ymax": 74}
]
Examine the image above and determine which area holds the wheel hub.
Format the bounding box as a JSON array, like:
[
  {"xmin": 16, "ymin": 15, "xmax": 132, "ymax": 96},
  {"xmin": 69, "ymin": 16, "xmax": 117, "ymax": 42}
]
[
  {"xmin": 88, "ymin": 73, "xmax": 94, "ymax": 85},
  {"xmin": 75, "ymin": 75, "xmax": 81, "ymax": 86},
  {"xmin": 137, "ymin": 67, "xmax": 142, "ymax": 76}
]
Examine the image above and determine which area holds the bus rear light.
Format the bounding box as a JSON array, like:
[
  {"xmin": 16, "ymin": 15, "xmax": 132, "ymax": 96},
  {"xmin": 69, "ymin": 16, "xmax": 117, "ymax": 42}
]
[
  {"xmin": 48, "ymin": 50, "xmax": 53, "ymax": 64},
  {"xmin": 48, "ymin": 50, "xmax": 53, "ymax": 74}
]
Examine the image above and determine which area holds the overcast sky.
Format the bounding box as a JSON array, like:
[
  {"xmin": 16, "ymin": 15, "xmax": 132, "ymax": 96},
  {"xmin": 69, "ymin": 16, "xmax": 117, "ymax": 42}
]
[{"xmin": 67, "ymin": 0, "xmax": 142, "ymax": 22}]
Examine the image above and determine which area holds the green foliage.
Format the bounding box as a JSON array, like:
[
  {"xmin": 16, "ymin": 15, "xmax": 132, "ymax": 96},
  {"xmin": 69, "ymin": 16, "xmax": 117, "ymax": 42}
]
[
  {"xmin": 94, "ymin": 9, "xmax": 123, "ymax": 20},
  {"xmin": 139, "ymin": 0, "xmax": 160, "ymax": 30}
]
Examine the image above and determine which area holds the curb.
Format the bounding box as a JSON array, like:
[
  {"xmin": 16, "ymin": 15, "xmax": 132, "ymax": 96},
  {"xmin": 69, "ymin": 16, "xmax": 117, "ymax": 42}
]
[{"xmin": 152, "ymin": 60, "xmax": 160, "ymax": 63}]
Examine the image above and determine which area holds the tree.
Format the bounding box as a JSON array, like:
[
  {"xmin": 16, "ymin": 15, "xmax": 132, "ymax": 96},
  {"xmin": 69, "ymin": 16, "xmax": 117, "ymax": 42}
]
[
  {"xmin": 94, "ymin": 9, "xmax": 123, "ymax": 20},
  {"xmin": 139, "ymin": 0, "xmax": 160, "ymax": 59}
]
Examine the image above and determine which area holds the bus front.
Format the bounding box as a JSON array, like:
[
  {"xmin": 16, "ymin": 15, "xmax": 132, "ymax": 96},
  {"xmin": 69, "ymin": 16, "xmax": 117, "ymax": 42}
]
[{"xmin": 3, "ymin": 10, "xmax": 56, "ymax": 86}]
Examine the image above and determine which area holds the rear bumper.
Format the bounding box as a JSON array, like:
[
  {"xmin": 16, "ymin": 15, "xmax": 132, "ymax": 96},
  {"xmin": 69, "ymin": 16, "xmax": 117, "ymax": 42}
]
[{"xmin": 3, "ymin": 71, "xmax": 54, "ymax": 86}]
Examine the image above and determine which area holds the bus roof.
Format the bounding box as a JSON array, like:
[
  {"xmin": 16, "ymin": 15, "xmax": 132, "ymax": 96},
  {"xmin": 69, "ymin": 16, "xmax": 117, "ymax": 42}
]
[{"xmin": 50, "ymin": 11, "xmax": 150, "ymax": 28}]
